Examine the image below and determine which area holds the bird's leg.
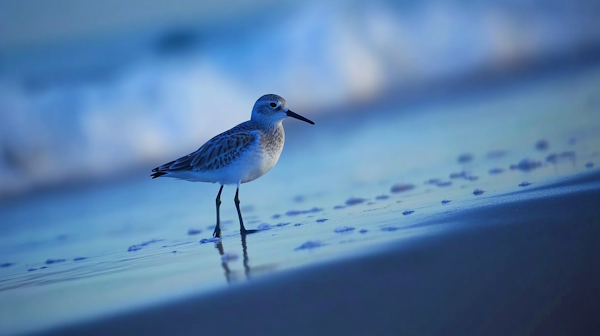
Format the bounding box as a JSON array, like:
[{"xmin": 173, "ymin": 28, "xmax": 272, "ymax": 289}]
[
  {"xmin": 234, "ymin": 186, "xmax": 257, "ymax": 235},
  {"xmin": 213, "ymin": 185, "xmax": 224, "ymax": 238}
]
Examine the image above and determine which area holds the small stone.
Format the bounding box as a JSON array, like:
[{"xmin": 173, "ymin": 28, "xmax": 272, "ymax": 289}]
[
  {"xmin": 488, "ymin": 168, "xmax": 504, "ymax": 175},
  {"xmin": 473, "ymin": 189, "xmax": 485, "ymax": 196},
  {"xmin": 435, "ymin": 181, "xmax": 452, "ymax": 187},
  {"xmin": 518, "ymin": 181, "xmax": 531, "ymax": 187},
  {"xmin": 295, "ymin": 241, "xmax": 323, "ymax": 250},
  {"xmin": 390, "ymin": 183, "xmax": 415, "ymax": 193},
  {"xmin": 334, "ymin": 226, "xmax": 355, "ymax": 233},
  {"xmin": 316, "ymin": 218, "xmax": 328, "ymax": 223},
  {"xmin": 510, "ymin": 158, "xmax": 541, "ymax": 172},
  {"xmin": 535, "ymin": 139, "xmax": 549, "ymax": 151},
  {"xmin": 441, "ymin": 200, "xmax": 451, "ymax": 205},
  {"xmin": 449, "ymin": 171, "xmax": 466, "ymax": 179},
  {"xmin": 345, "ymin": 197, "xmax": 367, "ymax": 205},
  {"xmin": 402, "ymin": 210, "xmax": 414, "ymax": 215},
  {"xmin": 457, "ymin": 153, "xmax": 473, "ymax": 163},
  {"xmin": 45, "ymin": 259, "xmax": 66, "ymax": 264},
  {"xmin": 285, "ymin": 207, "xmax": 323, "ymax": 216},
  {"xmin": 359, "ymin": 229, "xmax": 368, "ymax": 234},
  {"xmin": 187, "ymin": 229, "xmax": 202, "ymax": 236}
]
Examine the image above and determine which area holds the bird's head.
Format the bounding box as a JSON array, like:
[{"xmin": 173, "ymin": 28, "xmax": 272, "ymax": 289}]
[{"xmin": 251, "ymin": 94, "xmax": 315, "ymax": 125}]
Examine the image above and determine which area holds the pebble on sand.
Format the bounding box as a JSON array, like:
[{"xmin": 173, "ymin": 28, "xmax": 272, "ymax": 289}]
[
  {"xmin": 359, "ymin": 229, "xmax": 368, "ymax": 234},
  {"xmin": 334, "ymin": 226, "xmax": 355, "ymax": 233},
  {"xmin": 390, "ymin": 183, "xmax": 415, "ymax": 193},
  {"xmin": 518, "ymin": 181, "xmax": 531, "ymax": 187},
  {"xmin": 535, "ymin": 139, "xmax": 549, "ymax": 151},
  {"xmin": 295, "ymin": 241, "xmax": 323, "ymax": 251},
  {"xmin": 509, "ymin": 158, "xmax": 542, "ymax": 172},
  {"xmin": 345, "ymin": 197, "xmax": 367, "ymax": 206},
  {"xmin": 488, "ymin": 168, "xmax": 504, "ymax": 175},
  {"xmin": 457, "ymin": 153, "xmax": 473, "ymax": 163},
  {"xmin": 473, "ymin": 189, "xmax": 485, "ymax": 196},
  {"xmin": 402, "ymin": 210, "xmax": 414, "ymax": 215},
  {"xmin": 435, "ymin": 181, "xmax": 452, "ymax": 187},
  {"xmin": 316, "ymin": 218, "xmax": 328, "ymax": 223},
  {"xmin": 441, "ymin": 200, "xmax": 451, "ymax": 205},
  {"xmin": 45, "ymin": 259, "xmax": 66, "ymax": 264},
  {"xmin": 187, "ymin": 229, "xmax": 202, "ymax": 236},
  {"xmin": 449, "ymin": 171, "xmax": 467, "ymax": 179},
  {"xmin": 286, "ymin": 207, "xmax": 323, "ymax": 216}
]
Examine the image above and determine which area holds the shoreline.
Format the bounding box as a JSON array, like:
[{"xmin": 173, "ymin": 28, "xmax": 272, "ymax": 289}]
[{"xmin": 35, "ymin": 170, "xmax": 600, "ymax": 336}]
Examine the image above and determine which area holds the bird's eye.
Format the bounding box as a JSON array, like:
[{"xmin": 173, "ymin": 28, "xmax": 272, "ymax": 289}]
[{"xmin": 270, "ymin": 103, "xmax": 277, "ymax": 108}]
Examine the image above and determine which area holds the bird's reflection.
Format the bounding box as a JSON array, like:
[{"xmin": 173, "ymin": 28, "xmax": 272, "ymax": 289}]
[{"xmin": 214, "ymin": 234, "xmax": 252, "ymax": 284}]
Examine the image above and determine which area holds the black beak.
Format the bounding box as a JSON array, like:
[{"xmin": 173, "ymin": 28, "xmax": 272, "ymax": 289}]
[{"xmin": 286, "ymin": 110, "xmax": 315, "ymax": 125}]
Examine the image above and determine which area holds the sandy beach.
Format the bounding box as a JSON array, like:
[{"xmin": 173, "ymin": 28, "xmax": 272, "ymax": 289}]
[{"xmin": 32, "ymin": 170, "xmax": 600, "ymax": 336}]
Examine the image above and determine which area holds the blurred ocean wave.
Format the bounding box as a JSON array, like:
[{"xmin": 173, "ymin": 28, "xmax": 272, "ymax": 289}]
[{"xmin": 1, "ymin": 0, "xmax": 599, "ymax": 197}]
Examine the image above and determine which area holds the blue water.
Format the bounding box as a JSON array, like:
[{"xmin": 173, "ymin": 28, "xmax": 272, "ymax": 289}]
[{"xmin": 1, "ymin": 66, "xmax": 599, "ymax": 335}]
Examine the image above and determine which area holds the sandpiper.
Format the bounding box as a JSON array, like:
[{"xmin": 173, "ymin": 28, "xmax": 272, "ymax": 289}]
[{"xmin": 151, "ymin": 94, "xmax": 314, "ymax": 238}]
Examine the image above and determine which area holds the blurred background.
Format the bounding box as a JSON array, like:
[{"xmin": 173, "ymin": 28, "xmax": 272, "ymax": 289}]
[{"xmin": 1, "ymin": 0, "xmax": 600, "ymax": 198}]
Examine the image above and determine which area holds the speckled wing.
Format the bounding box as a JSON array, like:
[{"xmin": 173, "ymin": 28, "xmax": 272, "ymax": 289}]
[{"xmin": 156, "ymin": 132, "xmax": 257, "ymax": 173}]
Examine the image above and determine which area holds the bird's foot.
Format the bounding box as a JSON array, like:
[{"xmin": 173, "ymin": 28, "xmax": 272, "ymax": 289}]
[
  {"xmin": 212, "ymin": 227, "xmax": 221, "ymax": 238},
  {"xmin": 241, "ymin": 229, "xmax": 258, "ymax": 236}
]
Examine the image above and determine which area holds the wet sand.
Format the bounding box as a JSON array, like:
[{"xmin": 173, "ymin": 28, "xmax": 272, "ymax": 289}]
[{"xmin": 38, "ymin": 171, "xmax": 600, "ymax": 336}]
